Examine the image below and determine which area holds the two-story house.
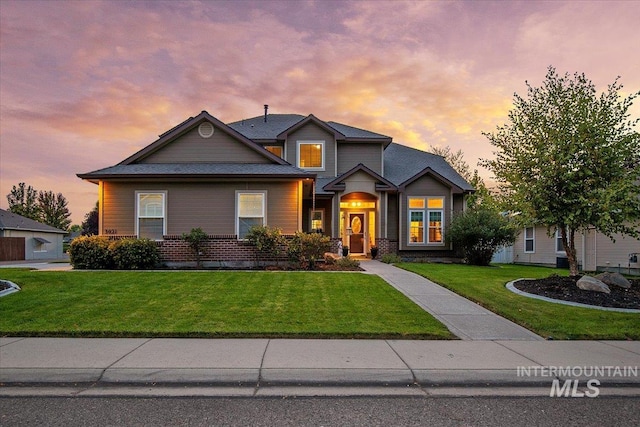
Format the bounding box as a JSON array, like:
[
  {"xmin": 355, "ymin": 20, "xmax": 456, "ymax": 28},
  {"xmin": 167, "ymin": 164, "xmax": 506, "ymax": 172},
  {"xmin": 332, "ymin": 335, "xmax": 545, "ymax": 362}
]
[{"xmin": 78, "ymin": 110, "xmax": 474, "ymax": 266}]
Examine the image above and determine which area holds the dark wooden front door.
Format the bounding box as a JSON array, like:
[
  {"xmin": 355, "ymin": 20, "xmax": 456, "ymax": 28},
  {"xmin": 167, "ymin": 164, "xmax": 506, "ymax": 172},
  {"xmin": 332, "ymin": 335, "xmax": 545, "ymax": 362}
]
[{"xmin": 349, "ymin": 213, "xmax": 365, "ymax": 254}]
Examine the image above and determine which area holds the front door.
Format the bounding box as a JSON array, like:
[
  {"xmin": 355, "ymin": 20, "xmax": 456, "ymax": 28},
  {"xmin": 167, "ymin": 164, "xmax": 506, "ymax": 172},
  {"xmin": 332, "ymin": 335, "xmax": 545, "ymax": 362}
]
[{"xmin": 349, "ymin": 213, "xmax": 365, "ymax": 254}]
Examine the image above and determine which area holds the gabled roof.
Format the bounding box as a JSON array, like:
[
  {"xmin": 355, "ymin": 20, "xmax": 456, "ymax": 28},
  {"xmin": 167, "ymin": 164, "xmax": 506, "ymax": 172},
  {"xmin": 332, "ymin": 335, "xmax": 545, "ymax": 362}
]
[
  {"xmin": 383, "ymin": 143, "xmax": 474, "ymax": 193},
  {"xmin": 0, "ymin": 209, "xmax": 67, "ymax": 234},
  {"xmin": 119, "ymin": 111, "xmax": 287, "ymax": 165},
  {"xmin": 323, "ymin": 163, "xmax": 397, "ymax": 192},
  {"xmin": 277, "ymin": 114, "xmax": 346, "ymax": 140},
  {"xmin": 77, "ymin": 163, "xmax": 314, "ymax": 181},
  {"xmin": 228, "ymin": 114, "xmax": 392, "ymax": 145}
]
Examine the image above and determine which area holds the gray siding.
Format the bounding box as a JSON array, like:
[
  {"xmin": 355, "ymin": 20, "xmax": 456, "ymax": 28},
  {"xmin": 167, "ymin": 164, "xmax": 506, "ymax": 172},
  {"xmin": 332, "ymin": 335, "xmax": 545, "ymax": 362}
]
[
  {"xmin": 101, "ymin": 180, "xmax": 301, "ymax": 237},
  {"xmin": 140, "ymin": 126, "xmax": 270, "ymax": 164},
  {"xmin": 286, "ymin": 123, "xmax": 336, "ymax": 177},
  {"xmin": 386, "ymin": 193, "xmax": 398, "ymax": 240},
  {"xmin": 337, "ymin": 143, "xmax": 383, "ymax": 175}
]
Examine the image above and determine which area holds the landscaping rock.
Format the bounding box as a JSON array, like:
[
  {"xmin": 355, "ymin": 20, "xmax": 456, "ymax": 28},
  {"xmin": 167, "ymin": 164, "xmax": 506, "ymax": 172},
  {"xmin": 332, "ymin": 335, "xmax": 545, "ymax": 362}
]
[
  {"xmin": 595, "ymin": 272, "xmax": 631, "ymax": 289},
  {"xmin": 576, "ymin": 275, "xmax": 611, "ymax": 294}
]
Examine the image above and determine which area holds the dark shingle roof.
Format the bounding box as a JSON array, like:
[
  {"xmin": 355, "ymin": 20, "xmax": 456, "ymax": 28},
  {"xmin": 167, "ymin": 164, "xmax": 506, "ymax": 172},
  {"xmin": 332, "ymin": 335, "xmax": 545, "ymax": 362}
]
[
  {"xmin": 228, "ymin": 114, "xmax": 391, "ymax": 141},
  {"xmin": 228, "ymin": 115, "xmax": 306, "ymax": 140},
  {"xmin": 0, "ymin": 209, "xmax": 67, "ymax": 234},
  {"xmin": 77, "ymin": 163, "xmax": 314, "ymax": 179},
  {"xmin": 383, "ymin": 143, "xmax": 474, "ymax": 191}
]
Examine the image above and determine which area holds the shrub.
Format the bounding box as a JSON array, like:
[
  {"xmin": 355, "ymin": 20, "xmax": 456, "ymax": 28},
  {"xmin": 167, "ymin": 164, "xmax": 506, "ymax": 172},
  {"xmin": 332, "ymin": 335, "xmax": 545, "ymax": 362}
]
[
  {"xmin": 336, "ymin": 256, "xmax": 360, "ymax": 269},
  {"xmin": 69, "ymin": 236, "xmax": 113, "ymax": 269},
  {"xmin": 109, "ymin": 238, "xmax": 159, "ymax": 270},
  {"xmin": 245, "ymin": 225, "xmax": 286, "ymax": 267},
  {"xmin": 182, "ymin": 227, "xmax": 209, "ymax": 268},
  {"xmin": 380, "ymin": 253, "xmax": 402, "ymax": 264},
  {"xmin": 288, "ymin": 231, "xmax": 331, "ymax": 269},
  {"xmin": 447, "ymin": 208, "xmax": 517, "ymax": 266}
]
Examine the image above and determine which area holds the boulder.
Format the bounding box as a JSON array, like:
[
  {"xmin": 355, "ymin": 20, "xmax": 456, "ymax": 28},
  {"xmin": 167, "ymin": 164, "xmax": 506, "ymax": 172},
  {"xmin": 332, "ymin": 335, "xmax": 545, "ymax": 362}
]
[
  {"xmin": 576, "ymin": 275, "xmax": 611, "ymax": 294},
  {"xmin": 595, "ymin": 272, "xmax": 631, "ymax": 289}
]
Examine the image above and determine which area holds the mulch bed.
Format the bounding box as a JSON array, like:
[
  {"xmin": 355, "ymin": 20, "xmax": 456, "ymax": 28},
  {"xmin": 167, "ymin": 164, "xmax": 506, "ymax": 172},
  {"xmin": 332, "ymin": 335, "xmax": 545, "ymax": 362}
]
[{"xmin": 514, "ymin": 275, "xmax": 640, "ymax": 310}]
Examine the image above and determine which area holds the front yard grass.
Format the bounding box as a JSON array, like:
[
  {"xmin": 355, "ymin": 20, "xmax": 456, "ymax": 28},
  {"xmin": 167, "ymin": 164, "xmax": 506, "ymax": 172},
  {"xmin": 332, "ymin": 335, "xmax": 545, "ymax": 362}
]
[
  {"xmin": 0, "ymin": 269, "xmax": 453, "ymax": 339},
  {"xmin": 397, "ymin": 263, "xmax": 640, "ymax": 340}
]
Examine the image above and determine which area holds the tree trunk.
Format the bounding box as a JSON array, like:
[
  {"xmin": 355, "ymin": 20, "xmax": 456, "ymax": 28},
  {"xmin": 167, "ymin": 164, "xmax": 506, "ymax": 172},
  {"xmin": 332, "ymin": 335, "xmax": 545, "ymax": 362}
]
[{"xmin": 560, "ymin": 227, "xmax": 579, "ymax": 276}]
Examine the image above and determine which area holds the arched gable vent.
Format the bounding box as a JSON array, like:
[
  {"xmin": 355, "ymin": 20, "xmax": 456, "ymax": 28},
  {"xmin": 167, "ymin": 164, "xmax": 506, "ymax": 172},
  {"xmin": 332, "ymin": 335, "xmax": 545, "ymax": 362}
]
[{"xmin": 198, "ymin": 122, "xmax": 215, "ymax": 138}]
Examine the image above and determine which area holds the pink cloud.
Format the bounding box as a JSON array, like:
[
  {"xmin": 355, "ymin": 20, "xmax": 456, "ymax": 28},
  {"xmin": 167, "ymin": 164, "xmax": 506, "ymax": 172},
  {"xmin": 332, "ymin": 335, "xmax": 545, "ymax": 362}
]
[{"xmin": 1, "ymin": 0, "xmax": 638, "ymax": 223}]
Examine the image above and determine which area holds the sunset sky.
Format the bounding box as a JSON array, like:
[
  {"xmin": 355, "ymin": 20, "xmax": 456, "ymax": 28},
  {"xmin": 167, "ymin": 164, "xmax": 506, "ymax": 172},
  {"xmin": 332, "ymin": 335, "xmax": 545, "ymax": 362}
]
[{"xmin": 1, "ymin": 0, "xmax": 639, "ymax": 224}]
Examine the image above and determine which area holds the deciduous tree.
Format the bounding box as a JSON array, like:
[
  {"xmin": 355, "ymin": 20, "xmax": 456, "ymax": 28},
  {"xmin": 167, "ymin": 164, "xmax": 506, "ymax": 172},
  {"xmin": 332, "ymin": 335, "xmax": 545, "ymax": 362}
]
[{"xmin": 482, "ymin": 67, "xmax": 640, "ymax": 275}]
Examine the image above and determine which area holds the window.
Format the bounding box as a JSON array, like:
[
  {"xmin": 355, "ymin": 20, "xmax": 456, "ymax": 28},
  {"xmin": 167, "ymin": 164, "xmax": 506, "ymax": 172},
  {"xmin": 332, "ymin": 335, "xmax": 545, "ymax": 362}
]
[
  {"xmin": 265, "ymin": 145, "xmax": 283, "ymax": 158},
  {"xmin": 310, "ymin": 209, "xmax": 324, "ymax": 232},
  {"xmin": 297, "ymin": 141, "xmax": 324, "ymax": 170},
  {"xmin": 428, "ymin": 211, "xmax": 443, "ymax": 243},
  {"xmin": 409, "ymin": 211, "xmax": 424, "ymax": 243},
  {"xmin": 33, "ymin": 237, "xmax": 50, "ymax": 252},
  {"xmin": 408, "ymin": 196, "xmax": 444, "ymax": 245},
  {"xmin": 555, "ymin": 228, "xmax": 566, "ymax": 253},
  {"xmin": 137, "ymin": 192, "xmax": 166, "ymax": 240},
  {"xmin": 524, "ymin": 227, "xmax": 535, "ymax": 253},
  {"xmin": 237, "ymin": 191, "xmax": 266, "ymax": 239}
]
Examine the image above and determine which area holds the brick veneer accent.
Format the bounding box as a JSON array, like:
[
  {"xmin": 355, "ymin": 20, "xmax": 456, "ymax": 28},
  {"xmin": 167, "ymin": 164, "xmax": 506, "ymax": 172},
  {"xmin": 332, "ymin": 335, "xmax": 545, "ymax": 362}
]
[{"xmin": 158, "ymin": 235, "xmax": 290, "ymax": 268}]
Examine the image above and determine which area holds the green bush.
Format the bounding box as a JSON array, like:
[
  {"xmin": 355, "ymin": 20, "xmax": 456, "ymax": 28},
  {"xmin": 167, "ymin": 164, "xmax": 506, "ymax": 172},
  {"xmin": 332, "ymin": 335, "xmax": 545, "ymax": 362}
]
[
  {"xmin": 69, "ymin": 236, "xmax": 113, "ymax": 269},
  {"xmin": 336, "ymin": 256, "xmax": 360, "ymax": 269},
  {"xmin": 245, "ymin": 225, "xmax": 285, "ymax": 267},
  {"xmin": 447, "ymin": 208, "xmax": 517, "ymax": 266},
  {"xmin": 109, "ymin": 238, "xmax": 160, "ymax": 270},
  {"xmin": 288, "ymin": 231, "xmax": 331, "ymax": 269},
  {"xmin": 182, "ymin": 227, "xmax": 209, "ymax": 268},
  {"xmin": 380, "ymin": 253, "xmax": 402, "ymax": 264}
]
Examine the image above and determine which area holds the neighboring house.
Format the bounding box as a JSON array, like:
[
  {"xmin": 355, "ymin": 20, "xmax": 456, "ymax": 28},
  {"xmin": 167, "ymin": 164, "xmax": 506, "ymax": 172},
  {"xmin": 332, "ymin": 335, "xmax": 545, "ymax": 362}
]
[
  {"xmin": 0, "ymin": 209, "xmax": 67, "ymax": 261},
  {"xmin": 77, "ymin": 110, "xmax": 473, "ymax": 266},
  {"xmin": 506, "ymin": 225, "xmax": 640, "ymax": 275}
]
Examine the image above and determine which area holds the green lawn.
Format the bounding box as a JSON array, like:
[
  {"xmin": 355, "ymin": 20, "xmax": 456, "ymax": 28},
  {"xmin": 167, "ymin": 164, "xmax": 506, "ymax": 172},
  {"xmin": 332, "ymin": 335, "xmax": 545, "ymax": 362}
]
[
  {"xmin": 397, "ymin": 263, "xmax": 640, "ymax": 340},
  {"xmin": 0, "ymin": 269, "xmax": 453, "ymax": 339}
]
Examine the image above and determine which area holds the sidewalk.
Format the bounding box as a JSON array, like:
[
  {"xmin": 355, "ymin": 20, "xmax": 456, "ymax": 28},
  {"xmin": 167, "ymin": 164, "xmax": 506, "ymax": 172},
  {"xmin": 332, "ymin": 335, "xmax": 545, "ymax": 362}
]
[
  {"xmin": 1, "ymin": 337, "xmax": 639, "ymax": 395},
  {"xmin": 361, "ymin": 261, "xmax": 543, "ymax": 341}
]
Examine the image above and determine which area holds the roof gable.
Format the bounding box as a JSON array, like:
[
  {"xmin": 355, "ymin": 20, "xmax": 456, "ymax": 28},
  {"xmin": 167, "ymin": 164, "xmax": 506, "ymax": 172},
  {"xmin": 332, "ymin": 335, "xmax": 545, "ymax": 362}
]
[
  {"xmin": 120, "ymin": 111, "xmax": 287, "ymax": 165},
  {"xmin": 384, "ymin": 143, "xmax": 474, "ymax": 192},
  {"xmin": 277, "ymin": 114, "xmax": 345, "ymax": 140},
  {"xmin": 323, "ymin": 163, "xmax": 396, "ymax": 192}
]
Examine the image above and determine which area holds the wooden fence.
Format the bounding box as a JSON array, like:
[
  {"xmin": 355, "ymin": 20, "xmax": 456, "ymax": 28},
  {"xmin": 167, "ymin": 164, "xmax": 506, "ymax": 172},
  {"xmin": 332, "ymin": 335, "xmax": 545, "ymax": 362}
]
[{"xmin": 0, "ymin": 237, "xmax": 25, "ymax": 261}]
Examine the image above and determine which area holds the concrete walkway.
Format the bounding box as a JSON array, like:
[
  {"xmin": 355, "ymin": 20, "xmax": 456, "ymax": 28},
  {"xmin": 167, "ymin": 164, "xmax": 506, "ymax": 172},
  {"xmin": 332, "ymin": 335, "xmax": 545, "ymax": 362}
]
[
  {"xmin": 1, "ymin": 337, "xmax": 639, "ymax": 396},
  {"xmin": 361, "ymin": 261, "xmax": 543, "ymax": 341}
]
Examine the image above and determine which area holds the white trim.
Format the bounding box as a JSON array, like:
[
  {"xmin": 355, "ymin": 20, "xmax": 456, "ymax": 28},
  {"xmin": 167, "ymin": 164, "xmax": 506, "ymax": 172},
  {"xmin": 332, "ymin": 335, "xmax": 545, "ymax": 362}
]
[
  {"xmin": 135, "ymin": 191, "xmax": 167, "ymax": 240},
  {"xmin": 235, "ymin": 190, "xmax": 267, "ymax": 240},
  {"xmin": 297, "ymin": 140, "xmax": 325, "ymax": 171}
]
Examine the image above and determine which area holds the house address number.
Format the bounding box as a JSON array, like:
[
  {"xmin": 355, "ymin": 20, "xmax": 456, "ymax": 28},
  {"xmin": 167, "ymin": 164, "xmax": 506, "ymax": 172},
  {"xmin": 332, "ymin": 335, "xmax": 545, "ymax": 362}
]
[{"xmin": 105, "ymin": 229, "xmax": 118, "ymax": 235}]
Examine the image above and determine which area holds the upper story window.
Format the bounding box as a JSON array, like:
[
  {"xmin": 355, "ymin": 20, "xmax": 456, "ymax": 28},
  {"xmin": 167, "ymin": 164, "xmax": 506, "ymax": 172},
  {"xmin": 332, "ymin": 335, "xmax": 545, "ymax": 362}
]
[
  {"xmin": 137, "ymin": 191, "xmax": 166, "ymax": 240},
  {"xmin": 297, "ymin": 141, "xmax": 324, "ymax": 170},
  {"xmin": 265, "ymin": 145, "xmax": 283, "ymax": 158}
]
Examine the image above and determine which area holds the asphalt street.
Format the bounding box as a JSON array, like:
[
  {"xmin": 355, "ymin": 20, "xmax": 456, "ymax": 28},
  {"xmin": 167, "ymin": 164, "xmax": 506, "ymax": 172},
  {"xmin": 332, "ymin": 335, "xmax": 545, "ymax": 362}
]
[{"xmin": 1, "ymin": 396, "xmax": 639, "ymax": 426}]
